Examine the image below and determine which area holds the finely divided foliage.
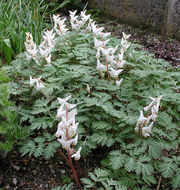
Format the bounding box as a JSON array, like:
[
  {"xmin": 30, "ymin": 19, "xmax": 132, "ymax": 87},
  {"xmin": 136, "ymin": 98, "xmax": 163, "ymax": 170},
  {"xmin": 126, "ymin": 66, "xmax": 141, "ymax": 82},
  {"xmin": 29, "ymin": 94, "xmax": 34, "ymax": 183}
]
[{"xmin": 3, "ymin": 10, "xmax": 180, "ymax": 189}]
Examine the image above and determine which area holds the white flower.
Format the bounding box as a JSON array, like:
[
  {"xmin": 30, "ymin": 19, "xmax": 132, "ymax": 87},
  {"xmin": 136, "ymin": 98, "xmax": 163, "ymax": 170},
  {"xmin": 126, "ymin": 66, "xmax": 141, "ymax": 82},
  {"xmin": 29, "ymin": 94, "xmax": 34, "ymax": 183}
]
[
  {"xmin": 70, "ymin": 15, "xmax": 78, "ymax": 22},
  {"xmin": 100, "ymin": 32, "xmax": 111, "ymax": 38},
  {"xmin": 66, "ymin": 103, "xmax": 76, "ymax": 110},
  {"xmin": 68, "ymin": 122, "xmax": 79, "ymax": 137},
  {"xmin": 121, "ymin": 38, "xmax": 131, "ymax": 51},
  {"xmin": 57, "ymin": 95, "xmax": 72, "ymax": 105},
  {"xmin": 56, "ymin": 105, "xmax": 66, "ymax": 118},
  {"xmin": 96, "ymin": 59, "xmax": 107, "ymax": 72},
  {"xmin": 94, "ymin": 38, "xmax": 109, "ymax": 49},
  {"xmin": 69, "ymin": 10, "xmax": 77, "ymax": 17},
  {"xmin": 109, "ymin": 68, "xmax": 123, "ymax": 79},
  {"xmin": 122, "ymin": 32, "xmax": 131, "ymax": 40},
  {"xmin": 137, "ymin": 110, "xmax": 147, "ymax": 126},
  {"xmin": 26, "ymin": 48, "xmax": 38, "ymax": 57},
  {"xmin": 43, "ymin": 29, "xmax": 55, "ymax": 47},
  {"xmin": 25, "ymin": 52, "xmax": 32, "ymax": 60},
  {"xmin": 134, "ymin": 126, "xmax": 139, "ymax": 133},
  {"xmin": 57, "ymin": 139, "xmax": 74, "ymax": 150},
  {"xmin": 106, "ymin": 55, "xmax": 114, "ymax": 64},
  {"xmin": 152, "ymin": 95, "xmax": 163, "ymax": 112},
  {"xmin": 91, "ymin": 23, "xmax": 104, "ymax": 36},
  {"xmin": 116, "ymin": 60, "xmax": 125, "ymax": 68},
  {"xmin": 142, "ymin": 122, "xmax": 154, "ymax": 137},
  {"xmin": 30, "ymin": 76, "xmax": 37, "ymax": 87},
  {"xmin": 36, "ymin": 81, "xmax": 45, "ymax": 91},
  {"xmin": 144, "ymin": 95, "xmax": 163, "ymax": 117},
  {"xmin": 110, "ymin": 45, "xmax": 119, "ymax": 55},
  {"xmin": 100, "ymin": 47, "xmax": 112, "ymax": 56},
  {"xmin": 144, "ymin": 99, "xmax": 156, "ymax": 112},
  {"xmin": 116, "ymin": 57, "xmax": 125, "ymax": 68},
  {"xmin": 39, "ymin": 45, "xmax": 51, "ymax": 58},
  {"xmin": 55, "ymin": 128, "xmax": 66, "ymax": 139},
  {"xmin": 71, "ymin": 22, "xmax": 80, "ymax": 30},
  {"xmin": 72, "ymin": 134, "xmax": 78, "ymax": 146},
  {"xmin": 62, "ymin": 116, "xmax": 75, "ymax": 128},
  {"xmin": 81, "ymin": 10, "xmax": 90, "ymax": 22},
  {"xmin": 25, "ymin": 32, "xmax": 33, "ymax": 44},
  {"xmin": 96, "ymin": 48, "xmax": 101, "ymax": 59},
  {"xmin": 25, "ymin": 32, "xmax": 38, "ymax": 60},
  {"xmin": 55, "ymin": 25, "xmax": 68, "ymax": 36},
  {"xmin": 53, "ymin": 15, "xmax": 68, "ymax": 35},
  {"xmin": 30, "ymin": 76, "xmax": 42, "ymax": 87},
  {"xmin": 68, "ymin": 109, "xmax": 77, "ymax": 119},
  {"xmin": 116, "ymin": 78, "xmax": 123, "ymax": 86},
  {"xmin": 71, "ymin": 147, "xmax": 82, "ymax": 160},
  {"xmin": 86, "ymin": 84, "xmax": 90, "ymax": 94},
  {"xmin": 45, "ymin": 54, "xmax": 51, "ymax": 64}
]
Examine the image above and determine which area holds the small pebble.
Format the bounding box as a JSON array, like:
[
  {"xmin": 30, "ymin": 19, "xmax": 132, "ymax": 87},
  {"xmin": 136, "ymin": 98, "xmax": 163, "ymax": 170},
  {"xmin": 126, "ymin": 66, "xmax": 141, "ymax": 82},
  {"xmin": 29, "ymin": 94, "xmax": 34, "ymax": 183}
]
[
  {"xmin": 60, "ymin": 169, "xmax": 65, "ymax": 174},
  {"xmin": 12, "ymin": 178, "xmax": 17, "ymax": 185}
]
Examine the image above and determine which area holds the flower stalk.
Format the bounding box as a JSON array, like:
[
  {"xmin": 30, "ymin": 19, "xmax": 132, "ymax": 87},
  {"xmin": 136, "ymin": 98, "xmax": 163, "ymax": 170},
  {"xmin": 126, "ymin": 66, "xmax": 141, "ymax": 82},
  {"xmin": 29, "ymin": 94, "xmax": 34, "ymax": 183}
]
[{"xmin": 56, "ymin": 95, "xmax": 82, "ymax": 189}]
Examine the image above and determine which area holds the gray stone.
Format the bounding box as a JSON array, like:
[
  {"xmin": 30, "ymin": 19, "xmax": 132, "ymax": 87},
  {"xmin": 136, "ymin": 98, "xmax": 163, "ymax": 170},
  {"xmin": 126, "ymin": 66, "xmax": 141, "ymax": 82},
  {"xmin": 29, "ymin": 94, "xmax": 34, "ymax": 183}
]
[{"xmin": 87, "ymin": 0, "xmax": 180, "ymax": 39}]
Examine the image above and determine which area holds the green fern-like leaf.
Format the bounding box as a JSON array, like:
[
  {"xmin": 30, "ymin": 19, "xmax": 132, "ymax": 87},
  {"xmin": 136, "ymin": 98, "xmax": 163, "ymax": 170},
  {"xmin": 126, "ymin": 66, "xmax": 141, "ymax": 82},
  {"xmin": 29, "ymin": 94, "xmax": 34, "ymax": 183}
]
[
  {"xmin": 142, "ymin": 175, "xmax": 157, "ymax": 185},
  {"xmin": 44, "ymin": 141, "xmax": 60, "ymax": 159},
  {"xmin": 171, "ymin": 174, "xmax": 180, "ymax": 188},
  {"xmin": 81, "ymin": 177, "xmax": 95, "ymax": 188},
  {"xmin": 135, "ymin": 155, "xmax": 154, "ymax": 176},
  {"xmin": 109, "ymin": 151, "xmax": 126, "ymax": 169},
  {"xmin": 124, "ymin": 157, "xmax": 136, "ymax": 172},
  {"xmin": 51, "ymin": 183, "xmax": 74, "ymax": 190},
  {"xmin": 159, "ymin": 159, "xmax": 176, "ymax": 178},
  {"xmin": 19, "ymin": 140, "xmax": 36, "ymax": 156}
]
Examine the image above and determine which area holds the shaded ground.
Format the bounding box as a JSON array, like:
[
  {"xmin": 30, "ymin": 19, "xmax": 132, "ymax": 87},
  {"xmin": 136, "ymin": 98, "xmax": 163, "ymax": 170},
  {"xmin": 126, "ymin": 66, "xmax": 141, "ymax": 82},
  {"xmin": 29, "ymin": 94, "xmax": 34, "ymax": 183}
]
[
  {"xmin": 0, "ymin": 151, "xmax": 69, "ymax": 189},
  {"xmin": 101, "ymin": 20, "xmax": 180, "ymax": 68},
  {"xmin": 0, "ymin": 148, "xmax": 103, "ymax": 190},
  {"xmin": 1, "ymin": 18, "xmax": 180, "ymax": 190}
]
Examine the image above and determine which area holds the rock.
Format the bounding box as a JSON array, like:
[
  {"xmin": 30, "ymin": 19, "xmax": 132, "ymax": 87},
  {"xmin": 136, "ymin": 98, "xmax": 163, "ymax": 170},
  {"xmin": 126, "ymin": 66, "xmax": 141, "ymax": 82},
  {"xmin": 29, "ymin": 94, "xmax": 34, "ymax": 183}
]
[
  {"xmin": 60, "ymin": 169, "xmax": 66, "ymax": 174},
  {"xmin": 87, "ymin": 0, "xmax": 180, "ymax": 40},
  {"xmin": 32, "ymin": 170, "xmax": 38, "ymax": 175}
]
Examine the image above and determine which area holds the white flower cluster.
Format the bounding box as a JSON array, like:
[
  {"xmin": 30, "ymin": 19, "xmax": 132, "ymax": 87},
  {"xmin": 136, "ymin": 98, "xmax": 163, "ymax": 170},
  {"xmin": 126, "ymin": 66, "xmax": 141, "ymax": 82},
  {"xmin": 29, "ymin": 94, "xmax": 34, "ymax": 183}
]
[
  {"xmin": 29, "ymin": 76, "xmax": 45, "ymax": 91},
  {"xmin": 56, "ymin": 95, "xmax": 82, "ymax": 160},
  {"xmin": 70, "ymin": 10, "xmax": 90, "ymax": 30},
  {"xmin": 82, "ymin": 14, "xmax": 131, "ymax": 86},
  {"xmin": 39, "ymin": 29, "xmax": 55, "ymax": 65},
  {"xmin": 25, "ymin": 30, "xmax": 55, "ymax": 66},
  {"xmin": 24, "ymin": 32, "xmax": 38, "ymax": 62},
  {"xmin": 53, "ymin": 15, "xmax": 68, "ymax": 36},
  {"xmin": 135, "ymin": 95, "xmax": 163, "ymax": 137},
  {"xmin": 26, "ymin": 10, "xmax": 131, "ymax": 90}
]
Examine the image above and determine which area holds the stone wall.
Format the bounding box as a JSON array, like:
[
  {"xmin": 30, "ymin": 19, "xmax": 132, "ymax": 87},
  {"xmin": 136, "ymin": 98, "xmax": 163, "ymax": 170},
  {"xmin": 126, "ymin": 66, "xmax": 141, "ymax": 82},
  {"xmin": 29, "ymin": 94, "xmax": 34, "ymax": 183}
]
[{"xmin": 86, "ymin": 0, "xmax": 180, "ymax": 39}]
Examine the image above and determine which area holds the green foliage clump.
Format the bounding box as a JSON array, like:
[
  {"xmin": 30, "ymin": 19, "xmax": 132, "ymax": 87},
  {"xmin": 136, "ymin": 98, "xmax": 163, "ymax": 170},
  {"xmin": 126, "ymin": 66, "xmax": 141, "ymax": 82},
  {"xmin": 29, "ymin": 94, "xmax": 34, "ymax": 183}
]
[
  {"xmin": 0, "ymin": 0, "xmax": 61, "ymax": 63},
  {"xmin": 0, "ymin": 70, "xmax": 27, "ymax": 159},
  {"xmin": 3, "ymin": 13, "xmax": 180, "ymax": 189},
  {"xmin": 51, "ymin": 183, "xmax": 74, "ymax": 190}
]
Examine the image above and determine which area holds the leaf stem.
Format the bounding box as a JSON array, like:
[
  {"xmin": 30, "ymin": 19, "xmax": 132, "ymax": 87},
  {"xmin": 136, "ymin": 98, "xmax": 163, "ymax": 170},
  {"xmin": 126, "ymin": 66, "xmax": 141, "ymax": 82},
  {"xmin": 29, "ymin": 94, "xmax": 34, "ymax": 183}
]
[{"xmin": 67, "ymin": 149, "xmax": 82, "ymax": 190}]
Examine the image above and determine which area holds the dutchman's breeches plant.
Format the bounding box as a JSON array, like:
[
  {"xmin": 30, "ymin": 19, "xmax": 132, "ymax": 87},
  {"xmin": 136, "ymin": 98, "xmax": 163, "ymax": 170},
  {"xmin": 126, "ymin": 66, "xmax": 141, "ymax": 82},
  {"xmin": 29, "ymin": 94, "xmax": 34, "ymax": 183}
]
[
  {"xmin": 135, "ymin": 95, "xmax": 163, "ymax": 137},
  {"xmin": 56, "ymin": 95, "xmax": 82, "ymax": 189},
  {"xmin": 5, "ymin": 8, "xmax": 180, "ymax": 190}
]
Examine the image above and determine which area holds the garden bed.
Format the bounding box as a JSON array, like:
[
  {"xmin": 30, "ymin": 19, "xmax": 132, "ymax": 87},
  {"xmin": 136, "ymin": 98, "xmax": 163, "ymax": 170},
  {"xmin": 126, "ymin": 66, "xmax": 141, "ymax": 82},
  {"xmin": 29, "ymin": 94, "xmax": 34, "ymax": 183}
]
[{"xmin": 0, "ymin": 10, "xmax": 179, "ymax": 190}]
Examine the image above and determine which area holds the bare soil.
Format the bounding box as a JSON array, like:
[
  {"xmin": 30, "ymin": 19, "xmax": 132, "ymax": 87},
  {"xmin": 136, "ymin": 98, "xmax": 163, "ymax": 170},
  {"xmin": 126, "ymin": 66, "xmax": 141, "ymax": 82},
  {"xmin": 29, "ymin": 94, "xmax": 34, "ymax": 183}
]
[{"xmin": 102, "ymin": 21, "xmax": 180, "ymax": 68}]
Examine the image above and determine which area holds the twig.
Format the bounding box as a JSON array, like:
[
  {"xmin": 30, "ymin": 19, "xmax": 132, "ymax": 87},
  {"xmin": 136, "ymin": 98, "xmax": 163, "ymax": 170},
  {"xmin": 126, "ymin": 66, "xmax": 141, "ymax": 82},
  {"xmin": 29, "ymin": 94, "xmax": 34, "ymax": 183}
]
[{"xmin": 156, "ymin": 176, "xmax": 162, "ymax": 190}]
